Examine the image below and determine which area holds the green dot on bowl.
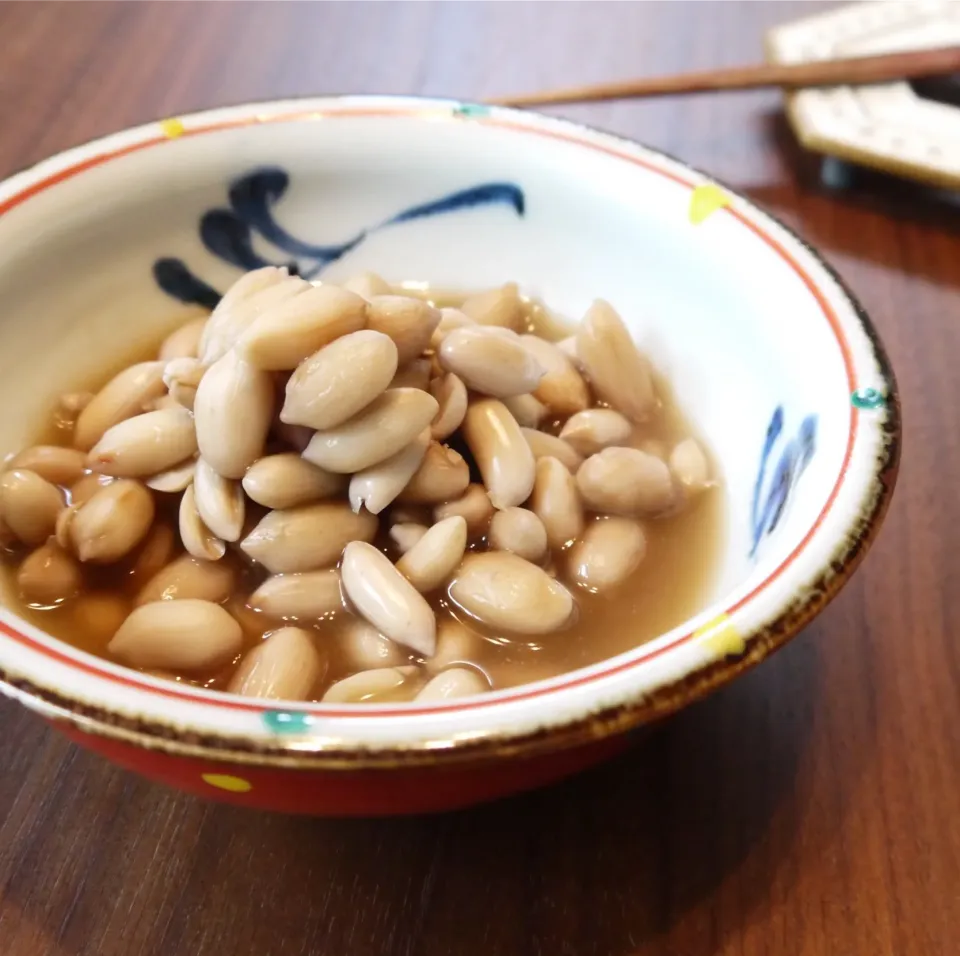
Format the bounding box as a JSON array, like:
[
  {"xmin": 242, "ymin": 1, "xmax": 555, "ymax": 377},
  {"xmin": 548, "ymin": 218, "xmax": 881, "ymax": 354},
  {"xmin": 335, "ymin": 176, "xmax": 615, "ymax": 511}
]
[
  {"xmin": 852, "ymin": 387, "xmax": 886, "ymax": 410},
  {"xmin": 262, "ymin": 710, "xmax": 315, "ymax": 734},
  {"xmin": 452, "ymin": 103, "xmax": 491, "ymax": 119}
]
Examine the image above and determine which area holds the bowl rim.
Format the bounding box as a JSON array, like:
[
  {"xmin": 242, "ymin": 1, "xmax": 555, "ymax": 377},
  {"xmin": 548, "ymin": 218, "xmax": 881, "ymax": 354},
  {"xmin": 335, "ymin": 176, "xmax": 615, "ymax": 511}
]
[{"xmin": 0, "ymin": 94, "xmax": 901, "ymax": 769}]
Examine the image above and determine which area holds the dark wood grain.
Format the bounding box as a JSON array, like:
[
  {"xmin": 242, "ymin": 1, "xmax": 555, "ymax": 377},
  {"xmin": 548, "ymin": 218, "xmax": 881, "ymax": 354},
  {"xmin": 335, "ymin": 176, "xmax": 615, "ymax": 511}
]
[{"xmin": 0, "ymin": 2, "xmax": 957, "ymax": 954}]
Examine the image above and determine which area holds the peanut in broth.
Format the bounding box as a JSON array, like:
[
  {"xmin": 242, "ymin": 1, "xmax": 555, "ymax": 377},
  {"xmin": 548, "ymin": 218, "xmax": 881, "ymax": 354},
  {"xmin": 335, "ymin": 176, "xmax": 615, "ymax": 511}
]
[{"xmin": 0, "ymin": 279, "xmax": 723, "ymax": 702}]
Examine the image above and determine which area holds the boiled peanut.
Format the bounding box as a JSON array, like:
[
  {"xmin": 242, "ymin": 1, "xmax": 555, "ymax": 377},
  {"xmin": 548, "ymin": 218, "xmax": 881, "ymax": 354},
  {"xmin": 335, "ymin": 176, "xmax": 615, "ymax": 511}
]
[
  {"xmin": 54, "ymin": 504, "xmax": 79, "ymax": 548},
  {"xmin": 145, "ymin": 394, "xmax": 181, "ymax": 412},
  {"xmin": 59, "ymin": 391, "xmax": 94, "ymax": 417},
  {"xmin": 159, "ymin": 314, "xmax": 207, "ymax": 361},
  {"xmin": 416, "ymin": 667, "xmax": 489, "ymax": 701},
  {"xmin": 165, "ymin": 382, "xmax": 197, "ymax": 412},
  {"xmin": 193, "ymin": 457, "xmax": 244, "ymax": 542},
  {"xmin": 70, "ymin": 479, "xmax": 155, "ymax": 563},
  {"xmin": 241, "ymin": 501, "xmax": 377, "ymax": 574},
  {"xmin": 556, "ymin": 335, "xmax": 583, "ymax": 369},
  {"xmin": 341, "ymin": 619, "xmax": 408, "ymax": 670},
  {"xmin": 576, "ymin": 300, "xmax": 656, "ymax": 422},
  {"xmin": 430, "ymin": 307, "xmax": 474, "ymax": 349},
  {"xmin": 670, "ymin": 438, "xmax": 712, "ymax": 494},
  {"xmin": 449, "ymin": 552, "xmax": 575, "ymax": 635},
  {"xmin": 0, "ymin": 470, "xmax": 63, "ymax": 545},
  {"xmin": 179, "ymin": 483, "xmax": 226, "ymax": 561},
  {"xmin": 145, "ymin": 457, "xmax": 196, "ymax": 493},
  {"xmin": 398, "ymin": 442, "xmax": 470, "ymax": 504},
  {"xmin": 88, "ymin": 406, "xmax": 198, "ymax": 478},
  {"xmin": 228, "ymin": 627, "xmax": 325, "ymax": 700},
  {"xmin": 638, "ymin": 438, "xmax": 668, "ymax": 460},
  {"xmin": 109, "ymin": 599, "xmax": 242, "ymax": 671},
  {"xmin": 530, "ymin": 457, "xmax": 584, "ymax": 550},
  {"xmin": 462, "ymin": 399, "xmax": 535, "ymax": 509},
  {"xmin": 194, "ymin": 349, "xmax": 274, "ymax": 479},
  {"xmin": 73, "ymin": 361, "xmax": 167, "ymax": 451},
  {"xmin": 202, "ymin": 266, "xmax": 288, "ymax": 328},
  {"xmin": 349, "ymin": 430, "xmax": 429, "ymax": 516},
  {"xmin": 426, "ymin": 618, "xmax": 482, "ymax": 674},
  {"xmin": 162, "ymin": 359, "xmax": 202, "ymax": 410},
  {"xmin": 136, "ymin": 553, "xmax": 236, "ymax": 605},
  {"xmin": 243, "ymin": 453, "xmax": 343, "ymax": 510},
  {"xmin": 396, "ymin": 516, "xmax": 467, "ymax": 592},
  {"xmin": 341, "ymin": 541, "xmax": 436, "ymax": 656},
  {"xmin": 302, "ymin": 388, "xmax": 438, "ymax": 474},
  {"xmin": 447, "ymin": 321, "xmax": 516, "ymax": 338},
  {"xmin": 128, "ymin": 523, "xmax": 176, "ymax": 585},
  {"xmin": 226, "ymin": 594, "xmax": 268, "ymax": 639},
  {"xmin": 69, "ymin": 472, "xmax": 113, "ymax": 507},
  {"xmin": 237, "ymin": 283, "xmax": 367, "ymax": 370},
  {"xmin": 430, "ymin": 373, "xmax": 468, "ymax": 440},
  {"xmin": 366, "ymin": 295, "xmax": 441, "ymax": 364},
  {"xmin": 281, "ymin": 329, "xmax": 398, "ymax": 430},
  {"xmin": 520, "ymin": 334, "xmax": 590, "ymax": 416},
  {"xmin": 460, "ymin": 283, "xmax": 524, "ymax": 331},
  {"xmin": 389, "ymin": 523, "xmax": 428, "ymax": 554},
  {"xmin": 70, "ymin": 592, "xmax": 131, "ymax": 648},
  {"xmin": 559, "ymin": 408, "xmax": 633, "ymax": 457},
  {"xmin": 341, "ymin": 271, "xmax": 392, "ymax": 301},
  {"xmin": 9, "ymin": 446, "xmax": 86, "ymax": 485},
  {"xmin": 439, "ymin": 326, "xmax": 545, "ymax": 398},
  {"xmin": 502, "ymin": 394, "xmax": 546, "ymax": 429},
  {"xmin": 576, "ymin": 447, "xmax": 675, "ymax": 516},
  {"xmin": 433, "ymin": 484, "xmax": 494, "ymax": 537},
  {"xmin": 0, "ymin": 515, "xmax": 15, "ymax": 552},
  {"xmin": 520, "ymin": 428, "xmax": 583, "ymax": 473},
  {"xmin": 390, "ymin": 358, "xmax": 432, "ymax": 391},
  {"xmin": 570, "ymin": 517, "xmax": 647, "ymax": 592},
  {"xmin": 488, "ymin": 507, "xmax": 548, "ymax": 562},
  {"xmin": 438, "ymin": 307, "xmax": 474, "ymax": 329},
  {"xmin": 17, "ymin": 540, "xmax": 82, "ymax": 605},
  {"xmin": 248, "ymin": 569, "xmax": 343, "ymax": 620},
  {"xmin": 322, "ymin": 666, "xmax": 419, "ymax": 704},
  {"xmin": 199, "ymin": 268, "xmax": 307, "ymax": 365}
]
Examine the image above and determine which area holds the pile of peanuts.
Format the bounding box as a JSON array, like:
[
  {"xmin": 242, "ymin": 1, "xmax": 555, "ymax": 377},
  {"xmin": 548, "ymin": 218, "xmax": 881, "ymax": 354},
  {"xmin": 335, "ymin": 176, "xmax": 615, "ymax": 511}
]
[{"xmin": 0, "ymin": 268, "xmax": 713, "ymax": 704}]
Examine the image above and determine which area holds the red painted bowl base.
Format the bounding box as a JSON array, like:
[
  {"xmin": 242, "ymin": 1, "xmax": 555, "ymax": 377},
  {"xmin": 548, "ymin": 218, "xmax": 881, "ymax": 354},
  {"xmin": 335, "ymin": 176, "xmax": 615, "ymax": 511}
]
[{"xmin": 53, "ymin": 720, "xmax": 629, "ymax": 815}]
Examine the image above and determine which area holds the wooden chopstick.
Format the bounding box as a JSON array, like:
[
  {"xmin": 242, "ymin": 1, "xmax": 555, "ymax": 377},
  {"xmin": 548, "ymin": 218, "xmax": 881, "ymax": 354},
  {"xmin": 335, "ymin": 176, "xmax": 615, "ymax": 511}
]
[{"xmin": 490, "ymin": 45, "xmax": 960, "ymax": 108}]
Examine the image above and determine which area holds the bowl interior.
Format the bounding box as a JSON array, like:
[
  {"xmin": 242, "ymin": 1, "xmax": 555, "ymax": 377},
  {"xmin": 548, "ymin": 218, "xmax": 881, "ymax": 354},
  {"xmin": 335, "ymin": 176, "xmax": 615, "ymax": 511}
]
[{"xmin": 0, "ymin": 98, "xmax": 892, "ymax": 751}]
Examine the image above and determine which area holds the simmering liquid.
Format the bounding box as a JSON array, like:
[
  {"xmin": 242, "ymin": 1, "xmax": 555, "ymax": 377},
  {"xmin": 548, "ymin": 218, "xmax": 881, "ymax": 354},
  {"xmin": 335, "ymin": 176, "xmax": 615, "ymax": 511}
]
[{"xmin": 0, "ymin": 284, "xmax": 724, "ymax": 701}]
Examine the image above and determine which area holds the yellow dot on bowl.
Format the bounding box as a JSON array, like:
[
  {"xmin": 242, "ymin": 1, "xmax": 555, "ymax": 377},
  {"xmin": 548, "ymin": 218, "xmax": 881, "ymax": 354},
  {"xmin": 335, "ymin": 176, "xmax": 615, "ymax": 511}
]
[
  {"xmin": 201, "ymin": 773, "xmax": 252, "ymax": 793},
  {"xmin": 688, "ymin": 184, "xmax": 731, "ymax": 225},
  {"xmin": 693, "ymin": 612, "xmax": 745, "ymax": 658},
  {"xmin": 160, "ymin": 117, "xmax": 186, "ymax": 139}
]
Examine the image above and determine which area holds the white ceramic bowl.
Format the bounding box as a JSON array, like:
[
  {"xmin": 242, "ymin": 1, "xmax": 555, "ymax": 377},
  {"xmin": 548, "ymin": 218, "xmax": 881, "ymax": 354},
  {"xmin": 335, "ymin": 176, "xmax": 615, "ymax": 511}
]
[{"xmin": 0, "ymin": 97, "xmax": 899, "ymax": 815}]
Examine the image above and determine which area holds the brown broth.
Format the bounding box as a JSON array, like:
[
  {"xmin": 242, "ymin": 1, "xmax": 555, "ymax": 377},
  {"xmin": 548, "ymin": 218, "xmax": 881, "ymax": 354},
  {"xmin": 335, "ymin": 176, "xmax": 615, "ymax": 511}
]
[{"xmin": 0, "ymin": 287, "xmax": 725, "ymax": 702}]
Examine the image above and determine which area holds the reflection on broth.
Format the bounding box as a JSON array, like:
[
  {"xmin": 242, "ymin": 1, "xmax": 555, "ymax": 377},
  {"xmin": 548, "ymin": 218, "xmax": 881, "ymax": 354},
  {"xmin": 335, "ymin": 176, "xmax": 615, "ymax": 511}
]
[{"xmin": 0, "ymin": 271, "xmax": 723, "ymax": 704}]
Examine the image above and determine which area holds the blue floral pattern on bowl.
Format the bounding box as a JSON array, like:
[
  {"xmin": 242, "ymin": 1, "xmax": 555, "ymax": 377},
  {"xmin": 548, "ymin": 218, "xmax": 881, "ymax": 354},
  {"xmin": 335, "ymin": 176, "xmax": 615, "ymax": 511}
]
[
  {"xmin": 152, "ymin": 166, "xmax": 525, "ymax": 307},
  {"xmin": 751, "ymin": 406, "xmax": 818, "ymax": 559}
]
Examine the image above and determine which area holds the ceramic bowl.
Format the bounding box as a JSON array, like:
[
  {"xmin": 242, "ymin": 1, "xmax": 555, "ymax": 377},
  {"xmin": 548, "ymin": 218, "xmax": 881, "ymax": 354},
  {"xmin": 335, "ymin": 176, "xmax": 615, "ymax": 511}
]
[{"xmin": 0, "ymin": 96, "xmax": 899, "ymax": 815}]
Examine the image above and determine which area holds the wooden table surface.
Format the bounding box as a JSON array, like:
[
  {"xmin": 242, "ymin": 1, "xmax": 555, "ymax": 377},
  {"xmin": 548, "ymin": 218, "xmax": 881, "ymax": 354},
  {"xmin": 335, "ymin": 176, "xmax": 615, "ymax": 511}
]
[{"xmin": 0, "ymin": 2, "xmax": 956, "ymax": 954}]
